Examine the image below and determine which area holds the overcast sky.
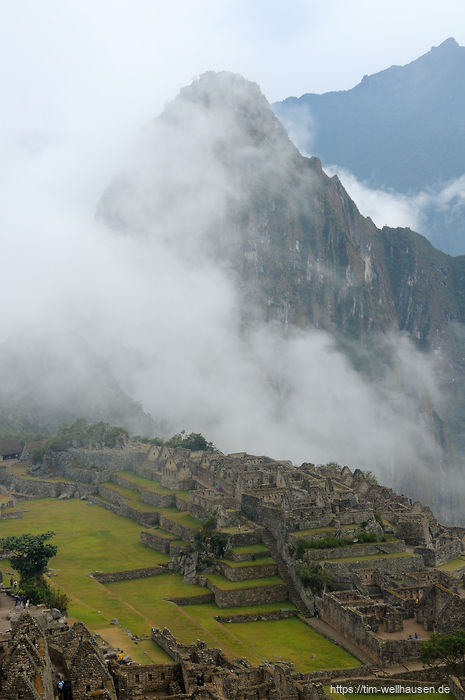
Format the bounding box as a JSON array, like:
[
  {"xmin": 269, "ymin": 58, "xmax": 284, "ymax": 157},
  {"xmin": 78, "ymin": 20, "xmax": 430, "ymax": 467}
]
[{"xmin": 2, "ymin": 0, "xmax": 465, "ymax": 199}]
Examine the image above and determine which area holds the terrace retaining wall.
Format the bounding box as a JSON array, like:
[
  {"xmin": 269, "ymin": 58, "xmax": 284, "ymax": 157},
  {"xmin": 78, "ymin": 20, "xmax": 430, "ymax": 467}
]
[
  {"xmin": 220, "ymin": 561, "xmax": 278, "ymax": 582},
  {"xmin": 92, "ymin": 567, "xmax": 166, "ymax": 583},
  {"xmin": 206, "ymin": 580, "xmax": 288, "ymax": 608}
]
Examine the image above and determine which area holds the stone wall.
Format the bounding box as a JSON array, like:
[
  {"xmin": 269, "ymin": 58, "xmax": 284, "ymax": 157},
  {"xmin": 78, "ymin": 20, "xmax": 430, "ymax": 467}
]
[
  {"xmin": 323, "ymin": 554, "xmax": 424, "ymax": 587},
  {"xmin": 112, "ymin": 475, "xmax": 175, "ymax": 508},
  {"xmin": 214, "ymin": 609, "xmax": 296, "ymax": 623},
  {"xmin": 416, "ymin": 584, "xmax": 465, "ymax": 633},
  {"xmin": 321, "ymin": 592, "xmax": 421, "ymax": 665},
  {"xmin": 166, "ymin": 593, "xmax": 214, "ymax": 605},
  {"xmin": 227, "ymin": 548, "xmax": 270, "ymax": 563},
  {"xmin": 91, "ymin": 567, "xmax": 166, "ymax": 583},
  {"xmin": 414, "ymin": 538, "xmax": 461, "ymax": 567},
  {"xmin": 0, "ymin": 471, "xmax": 93, "ymax": 500},
  {"xmin": 206, "ymin": 580, "xmax": 288, "ymax": 608},
  {"xmin": 158, "ymin": 514, "xmax": 196, "ymax": 543},
  {"xmin": 46, "ymin": 446, "xmax": 147, "ymax": 479},
  {"xmin": 220, "ymin": 561, "xmax": 278, "ymax": 582},
  {"xmin": 112, "ymin": 663, "xmax": 184, "ymax": 700},
  {"xmin": 140, "ymin": 530, "xmax": 172, "ymax": 554},
  {"xmin": 303, "ymin": 540, "xmax": 405, "ymax": 562},
  {"xmin": 0, "ymin": 510, "xmax": 23, "ymax": 519}
]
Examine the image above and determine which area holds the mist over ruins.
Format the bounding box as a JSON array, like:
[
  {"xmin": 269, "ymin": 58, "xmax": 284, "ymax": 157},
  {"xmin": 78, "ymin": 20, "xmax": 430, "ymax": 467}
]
[{"xmin": 1, "ymin": 4, "xmax": 465, "ymax": 698}]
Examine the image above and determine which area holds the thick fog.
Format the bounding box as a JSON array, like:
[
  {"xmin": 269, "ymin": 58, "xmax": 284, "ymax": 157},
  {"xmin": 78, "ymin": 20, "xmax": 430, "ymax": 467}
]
[{"xmin": 2, "ymin": 3, "xmax": 465, "ymax": 521}]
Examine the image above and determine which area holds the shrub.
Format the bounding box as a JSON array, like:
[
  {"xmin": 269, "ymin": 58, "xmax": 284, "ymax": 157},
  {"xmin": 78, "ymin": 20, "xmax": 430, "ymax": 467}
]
[{"xmin": 297, "ymin": 563, "xmax": 334, "ymax": 595}]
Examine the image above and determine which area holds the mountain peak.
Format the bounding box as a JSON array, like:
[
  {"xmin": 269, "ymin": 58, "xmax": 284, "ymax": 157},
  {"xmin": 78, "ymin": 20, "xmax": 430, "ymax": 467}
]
[{"xmin": 434, "ymin": 37, "xmax": 459, "ymax": 50}]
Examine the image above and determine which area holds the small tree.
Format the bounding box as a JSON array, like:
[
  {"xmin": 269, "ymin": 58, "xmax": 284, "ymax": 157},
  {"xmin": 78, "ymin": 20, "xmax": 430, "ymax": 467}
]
[
  {"xmin": 297, "ymin": 563, "xmax": 334, "ymax": 596},
  {"xmin": 421, "ymin": 630, "xmax": 465, "ymax": 671},
  {"xmin": 1, "ymin": 531, "xmax": 57, "ymax": 583},
  {"xmin": 1, "ymin": 531, "xmax": 68, "ymax": 610}
]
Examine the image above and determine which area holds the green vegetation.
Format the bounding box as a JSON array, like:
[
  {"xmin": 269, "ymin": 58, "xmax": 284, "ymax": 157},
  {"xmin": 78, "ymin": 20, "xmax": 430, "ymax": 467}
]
[
  {"xmin": 439, "ymin": 556, "xmax": 465, "ymax": 571},
  {"xmin": 33, "ymin": 419, "xmax": 128, "ymax": 463},
  {"xmin": 0, "ymin": 498, "xmax": 361, "ymax": 671},
  {"xmin": 296, "ymin": 563, "xmax": 334, "ymax": 595},
  {"xmin": 194, "ymin": 513, "xmax": 228, "ymax": 560},
  {"xmin": 205, "ymin": 574, "xmax": 284, "ymax": 590},
  {"xmin": 0, "ymin": 531, "xmax": 68, "ymax": 610},
  {"xmin": 421, "ymin": 629, "xmax": 465, "ymax": 671},
  {"xmin": 231, "ymin": 544, "xmax": 269, "ymax": 555},
  {"xmin": 295, "ymin": 531, "xmax": 382, "ymax": 559},
  {"xmin": 224, "ymin": 618, "xmax": 360, "ymax": 672},
  {"xmin": 115, "ymin": 471, "xmax": 189, "ymax": 500},
  {"xmin": 134, "ymin": 430, "xmax": 215, "ymax": 451},
  {"xmin": 223, "ymin": 558, "xmax": 275, "ymax": 568}
]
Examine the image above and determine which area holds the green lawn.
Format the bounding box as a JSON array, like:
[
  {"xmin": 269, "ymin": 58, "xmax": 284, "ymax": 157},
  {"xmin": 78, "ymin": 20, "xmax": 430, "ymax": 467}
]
[
  {"xmin": 100, "ymin": 482, "xmax": 162, "ymax": 512},
  {"xmin": 439, "ymin": 556, "xmax": 465, "ymax": 571},
  {"xmin": 0, "ymin": 498, "xmax": 363, "ymax": 672},
  {"xmin": 115, "ymin": 471, "xmax": 189, "ymax": 502},
  {"xmin": 225, "ymin": 619, "xmax": 360, "ymax": 672},
  {"xmin": 103, "ymin": 582, "xmax": 359, "ymax": 672},
  {"xmin": 0, "ymin": 499, "xmax": 171, "ymax": 663},
  {"xmin": 206, "ymin": 574, "xmax": 284, "ymax": 590},
  {"xmin": 3, "ymin": 461, "xmax": 75, "ymax": 483},
  {"xmin": 222, "ymin": 558, "xmax": 275, "ymax": 568},
  {"xmin": 231, "ymin": 544, "xmax": 269, "ymax": 555}
]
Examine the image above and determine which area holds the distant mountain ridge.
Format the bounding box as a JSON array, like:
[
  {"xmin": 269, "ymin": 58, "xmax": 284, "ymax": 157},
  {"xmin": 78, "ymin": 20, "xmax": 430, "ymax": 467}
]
[
  {"xmin": 273, "ymin": 38, "xmax": 465, "ymax": 255},
  {"xmin": 99, "ymin": 71, "xmax": 465, "ymax": 347},
  {"xmin": 97, "ymin": 71, "xmax": 465, "ymax": 510}
]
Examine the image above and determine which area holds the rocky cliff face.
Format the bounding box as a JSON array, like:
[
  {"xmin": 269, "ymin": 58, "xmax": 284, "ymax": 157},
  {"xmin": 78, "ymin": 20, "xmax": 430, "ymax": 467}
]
[
  {"xmin": 273, "ymin": 38, "xmax": 465, "ymax": 256},
  {"xmin": 98, "ymin": 71, "xmax": 465, "ymax": 350}
]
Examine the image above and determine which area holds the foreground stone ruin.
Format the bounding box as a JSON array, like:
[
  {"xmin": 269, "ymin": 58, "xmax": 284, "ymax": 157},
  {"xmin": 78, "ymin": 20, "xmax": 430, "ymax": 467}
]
[{"xmin": 1, "ymin": 443, "xmax": 465, "ymax": 697}]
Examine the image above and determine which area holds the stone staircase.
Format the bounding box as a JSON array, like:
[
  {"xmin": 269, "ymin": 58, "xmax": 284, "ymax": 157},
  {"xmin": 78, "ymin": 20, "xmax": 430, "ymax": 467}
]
[{"xmin": 260, "ymin": 529, "xmax": 308, "ymax": 615}]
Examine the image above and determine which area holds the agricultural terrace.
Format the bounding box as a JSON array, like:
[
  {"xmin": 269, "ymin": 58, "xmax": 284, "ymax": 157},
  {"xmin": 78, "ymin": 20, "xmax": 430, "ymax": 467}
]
[{"xmin": 0, "ymin": 497, "xmax": 360, "ymax": 672}]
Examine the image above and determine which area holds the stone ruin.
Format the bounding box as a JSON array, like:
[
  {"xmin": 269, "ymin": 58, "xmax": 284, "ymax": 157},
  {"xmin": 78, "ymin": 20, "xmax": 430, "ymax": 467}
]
[{"xmin": 1, "ymin": 443, "xmax": 465, "ymax": 695}]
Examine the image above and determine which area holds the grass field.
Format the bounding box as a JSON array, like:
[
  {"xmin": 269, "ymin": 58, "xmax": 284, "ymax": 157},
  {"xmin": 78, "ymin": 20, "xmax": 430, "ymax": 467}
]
[
  {"xmin": 222, "ymin": 557, "xmax": 275, "ymax": 568},
  {"xmin": 0, "ymin": 498, "xmax": 361, "ymax": 671},
  {"xmin": 230, "ymin": 544, "xmax": 269, "ymax": 555},
  {"xmin": 439, "ymin": 556, "xmax": 465, "ymax": 571},
  {"xmin": 115, "ymin": 471, "xmax": 189, "ymax": 502},
  {"xmin": 205, "ymin": 574, "xmax": 284, "ymax": 590}
]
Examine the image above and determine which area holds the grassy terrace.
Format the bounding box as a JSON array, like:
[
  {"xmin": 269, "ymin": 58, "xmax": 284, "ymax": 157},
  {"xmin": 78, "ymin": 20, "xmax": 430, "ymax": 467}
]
[
  {"xmin": 158, "ymin": 509, "xmax": 202, "ymax": 532},
  {"xmin": 221, "ymin": 525, "xmax": 258, "ymax": 534},
  {"xmin": 231, "ymin": 544, "xmax": 269, "ymax": 555},
  {"xmin": 101, "ymin": 482, "xmax": 202, "ymax": 530},
  {"xmin": 223, "ymin": 558, "xmax": 275, "ymax": 568},
  {"xmin": 439, "ymin": 556, "xmax": 465, "ymax": 571},
  {"xmin": 292, "ymin": 523, "xmax": 364, "ymax": 537},
  {"xmin": 2, "ymin": 461, "xmax": 75, "ymax": 483},
  {"xmin": 326, "ymin": 552, "xmax": 412, "ymax": 563},
  {"xmin": 205, "ymin": 574, "xmax": 284, "ymax": 590},
  {"xmin": 100, "ymin": 482, "xmax": 162, "ymax": 512},
  {"xmin": 0, "ymin": 498, "xmax": 361, "ymax": 672},
  {"xmin": 115, "ymin": 471, "xmax": 189, "ymax": 502}
]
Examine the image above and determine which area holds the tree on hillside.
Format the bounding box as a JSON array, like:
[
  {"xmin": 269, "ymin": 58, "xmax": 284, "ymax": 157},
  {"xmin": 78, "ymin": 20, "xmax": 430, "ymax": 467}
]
[
  {"xmin": 165, "ymin": 431, "xmax": 215, "ymax": 451},
  {"xmin": 1, "ymin": 531, "xmax": 57, "ymax": 582},
  {"xmin": 421, "ymin": 630, "xmax": 465, "ymax": 671},
  {"xmin": 0, "ymin": 530, "xmax": 67, "ymax": 610}
]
